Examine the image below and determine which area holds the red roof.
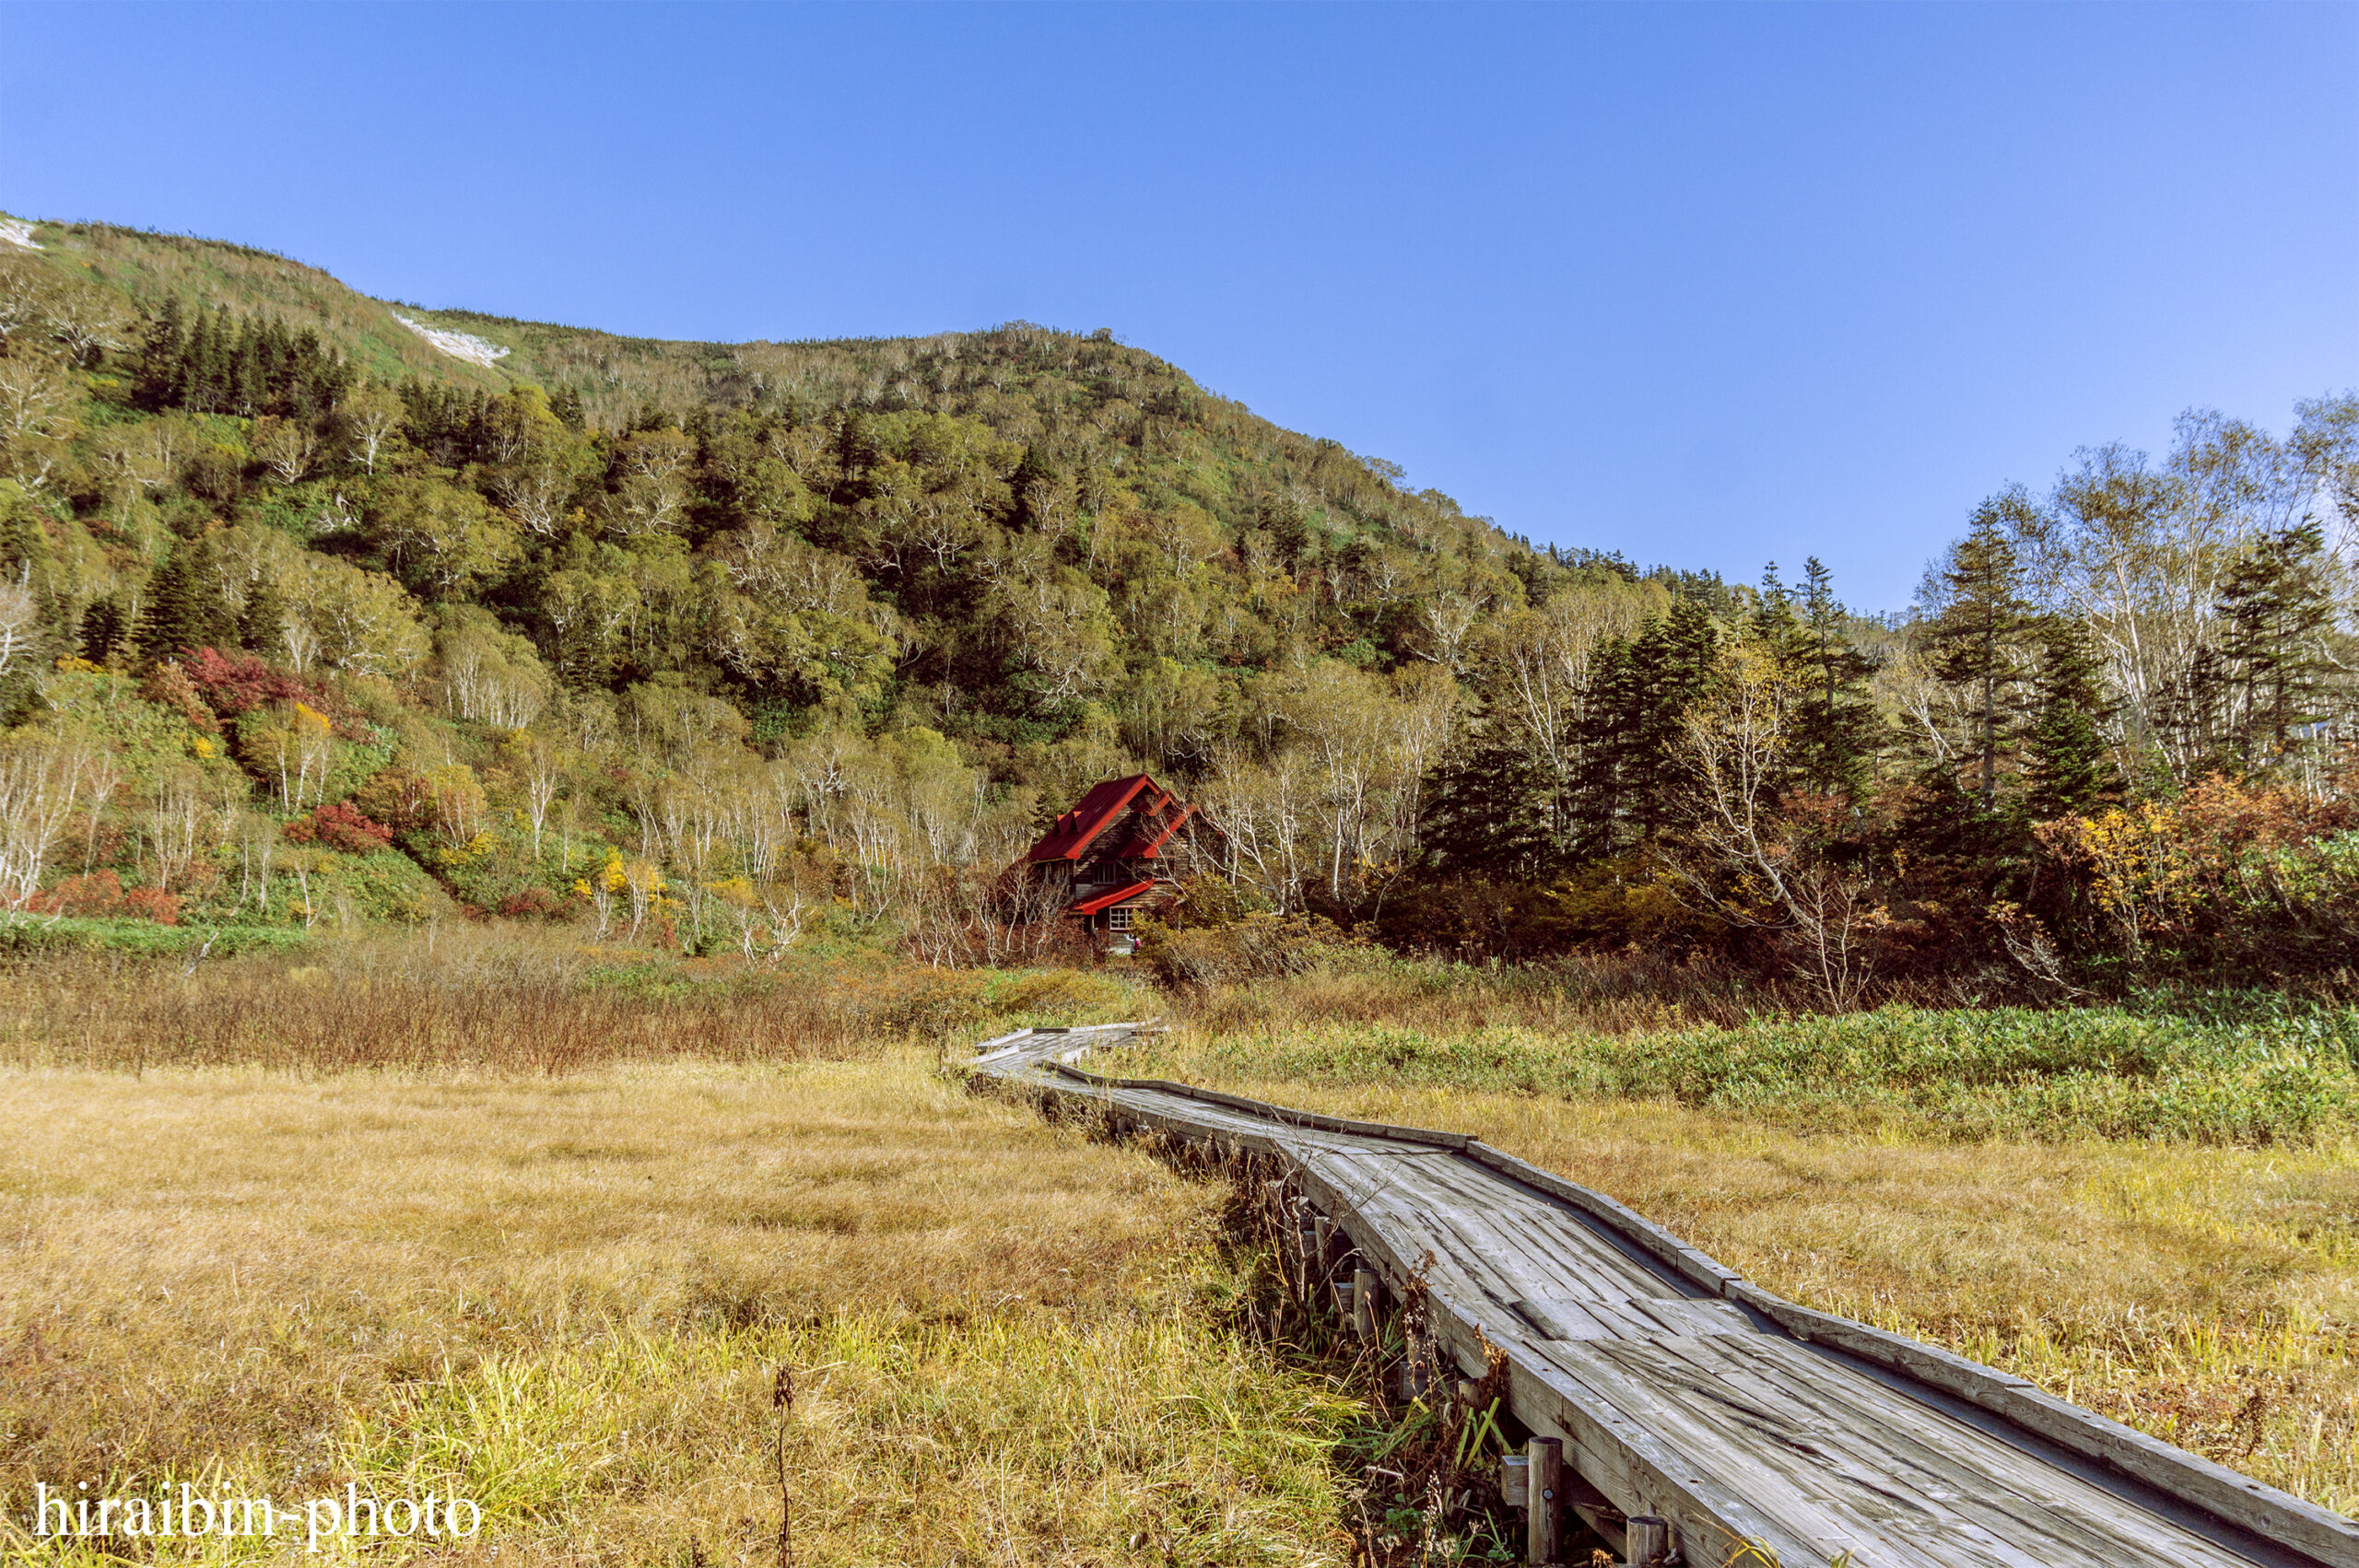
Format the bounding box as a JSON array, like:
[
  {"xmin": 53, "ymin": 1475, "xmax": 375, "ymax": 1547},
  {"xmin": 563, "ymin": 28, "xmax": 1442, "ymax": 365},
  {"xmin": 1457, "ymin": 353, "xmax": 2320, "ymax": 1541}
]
[
  {"xmin": 1072, "ymin": 878, "xmax": 1157, "ymax": 915},
  {"xmin": 1107, "ymin": 801, "xmax": 1201, "ymax": 860},
  {"xmin": 1023, "ymin": 774, "xmax": 1169, "ymax": 862}
]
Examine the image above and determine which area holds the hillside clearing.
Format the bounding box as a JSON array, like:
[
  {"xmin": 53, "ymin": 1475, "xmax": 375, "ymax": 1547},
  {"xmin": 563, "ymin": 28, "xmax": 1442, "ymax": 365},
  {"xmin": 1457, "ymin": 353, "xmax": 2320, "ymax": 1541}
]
[{"xmin": 390, "ymin": 311, "xmax": 511, "ymax": 369}]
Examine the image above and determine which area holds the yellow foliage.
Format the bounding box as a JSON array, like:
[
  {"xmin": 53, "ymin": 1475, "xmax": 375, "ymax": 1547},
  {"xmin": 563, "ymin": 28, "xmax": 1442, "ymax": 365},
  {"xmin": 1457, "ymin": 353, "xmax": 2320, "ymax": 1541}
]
[{"xmin": 704, "ymin": 876, "xmax": 757, "ymax": 907}]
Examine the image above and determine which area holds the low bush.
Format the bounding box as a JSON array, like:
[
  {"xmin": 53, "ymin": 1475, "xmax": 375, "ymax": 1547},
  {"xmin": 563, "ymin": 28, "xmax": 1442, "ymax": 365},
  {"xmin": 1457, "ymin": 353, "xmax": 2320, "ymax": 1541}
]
[
  {"xmin": 22, "ymin": 870, "xmax": 180, "ymax": 923},
  {"xmin": 1136, "ymin": 911, "xmax": 1370, "ymax": 988},
  {"xmin": 282, "ymin": 800, "xmax": 394, "ymax": 853}
]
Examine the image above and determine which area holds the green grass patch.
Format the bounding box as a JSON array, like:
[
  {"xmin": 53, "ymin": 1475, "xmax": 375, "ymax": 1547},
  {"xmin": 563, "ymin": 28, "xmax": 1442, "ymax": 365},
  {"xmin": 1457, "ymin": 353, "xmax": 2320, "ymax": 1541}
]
[
  {"xmin": 0, "ymin": 915, "xmax": 312, "ymax": 960},
  {"xmin": 1130, "ymin": 1005, "xmax": 2359, "ymax": 1145}
]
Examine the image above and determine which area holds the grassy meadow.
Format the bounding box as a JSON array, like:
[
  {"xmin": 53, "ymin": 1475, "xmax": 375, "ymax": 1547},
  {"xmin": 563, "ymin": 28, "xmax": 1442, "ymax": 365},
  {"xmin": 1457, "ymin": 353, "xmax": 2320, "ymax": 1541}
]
[
  {"xmin": 0, "ymin": 932, "xmax": 2353, "ymax": 1564},
  {"xmin": 0, "ymin": 1052, "xmax": 1361, "ymax": 1566}
]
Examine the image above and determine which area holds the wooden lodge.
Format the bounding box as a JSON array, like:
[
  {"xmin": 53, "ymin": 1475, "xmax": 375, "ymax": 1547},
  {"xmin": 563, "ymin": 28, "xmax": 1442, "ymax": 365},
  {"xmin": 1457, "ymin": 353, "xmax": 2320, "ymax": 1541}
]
[{"xmin": 1019, "ymin": 774, "xmax": 1223, "ymax": 949}]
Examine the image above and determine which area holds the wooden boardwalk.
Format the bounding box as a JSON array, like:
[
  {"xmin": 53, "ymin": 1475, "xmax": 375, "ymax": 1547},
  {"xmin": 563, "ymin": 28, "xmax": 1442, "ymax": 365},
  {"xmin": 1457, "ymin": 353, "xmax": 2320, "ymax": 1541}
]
[{"xmin": 971, "ymin": 1024, "xmax": 2359, "ymax": 1568}]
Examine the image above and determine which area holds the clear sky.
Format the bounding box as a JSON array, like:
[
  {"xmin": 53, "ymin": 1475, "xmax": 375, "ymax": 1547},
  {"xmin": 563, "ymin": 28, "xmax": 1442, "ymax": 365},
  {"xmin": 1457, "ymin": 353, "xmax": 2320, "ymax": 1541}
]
[{"xmin": 3, "ymin": 2, "xmax": 2353, "ymax": 609}]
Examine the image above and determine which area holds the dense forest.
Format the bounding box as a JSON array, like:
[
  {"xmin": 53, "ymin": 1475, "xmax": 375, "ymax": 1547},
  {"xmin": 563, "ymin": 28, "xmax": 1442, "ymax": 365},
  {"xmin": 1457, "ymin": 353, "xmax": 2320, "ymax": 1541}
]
[{"xmin": 0, "ymin": 213, "xmax": 2354, "ymax": 1001}]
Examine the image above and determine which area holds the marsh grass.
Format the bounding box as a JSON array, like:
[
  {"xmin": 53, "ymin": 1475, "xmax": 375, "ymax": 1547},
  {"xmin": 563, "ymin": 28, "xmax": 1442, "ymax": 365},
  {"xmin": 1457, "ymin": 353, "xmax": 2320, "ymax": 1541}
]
[
  {"xmin": 0, "ymin": 927, "xmax": 1156, "ymax": 1073},
  {"xmin": 7, "ymin": 932, "xmax": 2353, "ymax": 1550},
  {"xmin": 0, "ymin": 1058, "xmax": 1360, "ymax": 1564},
  {"xmin": 1141, "ymin": 1003, "xmax": 2359, "ymax": 1145}
]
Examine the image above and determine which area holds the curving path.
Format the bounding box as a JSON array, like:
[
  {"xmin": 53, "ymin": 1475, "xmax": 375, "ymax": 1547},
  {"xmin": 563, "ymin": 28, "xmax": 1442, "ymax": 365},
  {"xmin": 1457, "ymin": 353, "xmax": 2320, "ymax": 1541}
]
[{"xmin": 972, "ymin": 1024, "xmax": 2359, "ymax": 1568}]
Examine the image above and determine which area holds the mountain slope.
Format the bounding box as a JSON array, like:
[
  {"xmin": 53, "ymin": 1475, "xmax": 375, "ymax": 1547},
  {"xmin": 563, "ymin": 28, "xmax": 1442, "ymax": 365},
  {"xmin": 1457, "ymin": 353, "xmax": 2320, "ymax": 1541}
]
[{"xmin": 6, "ymin": 214, "xmax": 1545, "ymax": 569}]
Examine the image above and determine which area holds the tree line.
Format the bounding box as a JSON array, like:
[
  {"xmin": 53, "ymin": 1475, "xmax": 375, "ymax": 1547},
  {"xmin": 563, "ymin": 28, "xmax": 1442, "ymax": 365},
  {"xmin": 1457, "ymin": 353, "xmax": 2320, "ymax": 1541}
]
[{"xmin": 0, "ymin": 234, "xmax": 2354, "ymax": 999}]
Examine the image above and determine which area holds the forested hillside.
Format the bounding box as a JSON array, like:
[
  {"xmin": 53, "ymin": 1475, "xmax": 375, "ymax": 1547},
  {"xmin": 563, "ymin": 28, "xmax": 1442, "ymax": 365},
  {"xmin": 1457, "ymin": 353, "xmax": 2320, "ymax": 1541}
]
[{"xmin": 1, "ymin": 210, "xmax": 2354, "ymax": 999}]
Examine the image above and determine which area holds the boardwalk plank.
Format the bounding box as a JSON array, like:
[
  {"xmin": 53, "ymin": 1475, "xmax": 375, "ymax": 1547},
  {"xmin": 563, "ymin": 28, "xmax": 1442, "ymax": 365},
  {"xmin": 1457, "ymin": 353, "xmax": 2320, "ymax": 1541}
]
[{"xmin": 974, "ymin": 1027, "xmax": 2357, "ymax": 1568}]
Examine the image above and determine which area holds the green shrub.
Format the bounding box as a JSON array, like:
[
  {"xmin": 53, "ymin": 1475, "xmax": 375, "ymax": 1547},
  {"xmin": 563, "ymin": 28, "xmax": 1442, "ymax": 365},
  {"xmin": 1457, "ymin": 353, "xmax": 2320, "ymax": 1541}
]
[{"xmin": 0, "ymin": 915, "xmax": 311, "ymax": 960}]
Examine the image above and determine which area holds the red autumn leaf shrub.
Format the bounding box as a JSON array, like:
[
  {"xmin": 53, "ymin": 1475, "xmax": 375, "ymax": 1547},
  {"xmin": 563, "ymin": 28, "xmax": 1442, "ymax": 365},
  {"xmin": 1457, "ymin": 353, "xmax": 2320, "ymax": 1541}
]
[
  {"xmin": 29, "ymin": 872, "xmax": 182, "ymax": 924},
  {"xmin": 181, "ymin": 648, "xmax": 368, "ymax": 737},
  {"xmin": 26, "ymin": 871, "xmax": 127, "ymax": 916},
  {"xmin": 497, "ymin": 886, "xmax": 569, "ymax": 921},
  {"xmin": 281, "ymin": 801, "xmax": 394, "ymax": 854},
  {"xmin": 122, "ymin": 886, "xmax": 182, "ymax": 925}
]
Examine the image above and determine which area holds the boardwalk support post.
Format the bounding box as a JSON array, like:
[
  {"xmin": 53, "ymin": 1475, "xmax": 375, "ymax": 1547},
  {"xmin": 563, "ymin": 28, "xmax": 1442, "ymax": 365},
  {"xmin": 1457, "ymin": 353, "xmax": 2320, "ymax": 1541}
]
[
  {"xmin": 1624, "ymin": 1515, "xmax": 1668, "ymax": 1567},
  {"xmin": 1526, "ymin": 1436, "xmax": 1562, "ymax": 1564},
  {"xmin": 1352, "ymin": 1266, "xmax": 1379, "ymax": 1340}
]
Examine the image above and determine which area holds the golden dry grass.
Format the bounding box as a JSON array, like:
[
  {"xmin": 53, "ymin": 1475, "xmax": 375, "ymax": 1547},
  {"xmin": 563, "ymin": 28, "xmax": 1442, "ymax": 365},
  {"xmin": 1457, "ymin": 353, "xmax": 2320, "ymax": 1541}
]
[
  {"xmin": 0, "ymin": 1058, "xmax": 1359, "ymax": 1565},
  {"xmin": 1109, "ymin": 1038, "xmax": 2359, "ymax": 1519},
  {"xmin": 0, "ymin": 930, "xmax": 1156, "ymax": 1072}
]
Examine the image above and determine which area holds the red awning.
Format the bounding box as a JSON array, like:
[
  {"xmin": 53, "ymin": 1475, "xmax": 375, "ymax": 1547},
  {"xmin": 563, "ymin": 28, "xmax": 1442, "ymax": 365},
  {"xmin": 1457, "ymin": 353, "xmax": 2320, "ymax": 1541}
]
[{"xmin": 1072, "ymin": 878, "xmax": 1156, "ymax": 916}]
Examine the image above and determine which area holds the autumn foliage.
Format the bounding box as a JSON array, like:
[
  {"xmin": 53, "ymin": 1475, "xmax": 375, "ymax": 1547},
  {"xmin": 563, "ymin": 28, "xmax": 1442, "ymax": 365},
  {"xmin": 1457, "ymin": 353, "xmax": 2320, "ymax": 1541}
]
[{"xmin": 280, "ymin": 800, "xmax": 394, "ymax": 854}]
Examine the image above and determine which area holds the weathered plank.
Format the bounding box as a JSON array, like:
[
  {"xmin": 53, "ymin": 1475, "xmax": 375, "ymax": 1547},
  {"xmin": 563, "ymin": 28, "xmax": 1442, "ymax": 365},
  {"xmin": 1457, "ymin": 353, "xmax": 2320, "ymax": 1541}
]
[{"xmin": 972, "ymin": 1025, "xmax": 2358, "ymax": 1568}]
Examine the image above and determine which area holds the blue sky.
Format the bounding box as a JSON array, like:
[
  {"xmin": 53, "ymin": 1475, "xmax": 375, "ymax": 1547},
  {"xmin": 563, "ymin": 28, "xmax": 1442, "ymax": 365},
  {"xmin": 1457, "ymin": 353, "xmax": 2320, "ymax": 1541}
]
[{"xmin": 3, "ymin": 2, "xmax": 2353, "ymax": 609}]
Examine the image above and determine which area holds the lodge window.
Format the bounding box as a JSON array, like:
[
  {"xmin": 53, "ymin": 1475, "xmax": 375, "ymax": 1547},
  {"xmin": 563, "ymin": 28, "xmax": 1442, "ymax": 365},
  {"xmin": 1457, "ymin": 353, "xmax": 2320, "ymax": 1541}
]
[{"xmin": 1107, "ymin": 907, "xmax": 1134, "ymax": 931}]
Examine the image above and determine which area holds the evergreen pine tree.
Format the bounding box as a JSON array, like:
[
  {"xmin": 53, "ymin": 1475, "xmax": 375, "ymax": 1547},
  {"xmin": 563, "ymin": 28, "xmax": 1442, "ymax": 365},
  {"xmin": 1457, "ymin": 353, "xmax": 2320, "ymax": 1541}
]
[
  {"xmin": 1259, "ymin": 494, "xmax": 1311, "ymax": 571},
  {"xmin": 1748, "ymin": 563, "xmax": 1811, "ymax": 669},
  {"xmin": 2212, "ymin": 521, "xmax": 2337, "ymax": 767},
  {"xmin": 135, "ymin": 297, "xmax": 185, "ymax": 410},
  {"xmin": 79, "ymin": 596, "xmax": 126, "ymax": 666},
  {"xmin": 228, "ymin": 315, "xmax": 264, "ymax": 416},
  {"xmin": 187, "ymin": 306, "xmax": 233, "ymax": 413},
  {"xmin": 1420, "ymin": 706, "xmax": 1556, "ymax": 877},
  {"xmin": 1790, "ymin": 556, "xmax": 1882, "ymax": 798},
  {"xmin": 1010, "ymin": 446, "xmax": 1066, "ymax": 532},
  {"xmin": 238, "ymin": 570, "xmax": 290, "ymax": 657},
  {"xmin": 1574, "ymin": 591, "xmax": 1719, "ymax": 852},
  {"xmin": 2021, "ymin": 616, "xmax": 2122, "ymax": 819},
  {"xmin": 136, "ymin": 536, "xmax": 236, "ymax": 665},
  {"xmin": 1927, "ymin": 495, "xmax": 2036, "ymax": 809}
]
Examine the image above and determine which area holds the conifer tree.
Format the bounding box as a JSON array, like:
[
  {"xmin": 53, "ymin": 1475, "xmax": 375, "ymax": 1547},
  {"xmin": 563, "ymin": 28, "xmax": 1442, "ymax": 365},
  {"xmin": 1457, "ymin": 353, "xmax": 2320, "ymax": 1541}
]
[
  {"xmin": 79, "ymin": 595, "xmax": 127, "ymax": 666},
  {"xmin": 1576, "ymin": 591, "xmax": 1719, "ymax": 852},
  {"xmin": 1420, "ymin": 704, "xmax": 1556, "ymax": 877},
  {"xmin": 135, "ymin": 297, "xmax": 185, "ymax": 410},
  {"xmin": 1748, "ymin": 564, "xmax": 1810, "ymax": 668},
  {"xmin": 187, "ymin": 306, "xmax": 233, "ymax": 414},
  {"xmin": 239, "ymin": 569, "xmax": 291, "ymax": 657},
  {"xmin": 1789, "ymin": 557, "xmax": 1881, "ymax": 798},
  {"xmin": 2022, "ymin": 616, "xmax": 2121, "ymax": 819},
  {"xmin": 137, "ymin": 535, "xmax": 236, "ymax": 664},
  {"xmin": 2212, "ymin": 521, "xmax": 2336, "ymax": 767},
  {"xmin": 1927, "ymin": 495, "xmax": 2036, "ymax": 808}
]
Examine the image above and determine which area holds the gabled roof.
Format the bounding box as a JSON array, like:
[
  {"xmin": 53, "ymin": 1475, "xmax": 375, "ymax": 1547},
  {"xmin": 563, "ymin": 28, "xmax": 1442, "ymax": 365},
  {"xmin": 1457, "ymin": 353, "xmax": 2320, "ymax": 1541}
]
[
  {"xmin": 1072, "ymin": 878, "xmax": 1157, "ymax": 916},
  {"xmin": 1105, "ymin": 800, "xmax": 1203, "ymax": 860},
  {"xmin": 1023, "ymin": 774, "xmax": 1169, "ymax": 862}
]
